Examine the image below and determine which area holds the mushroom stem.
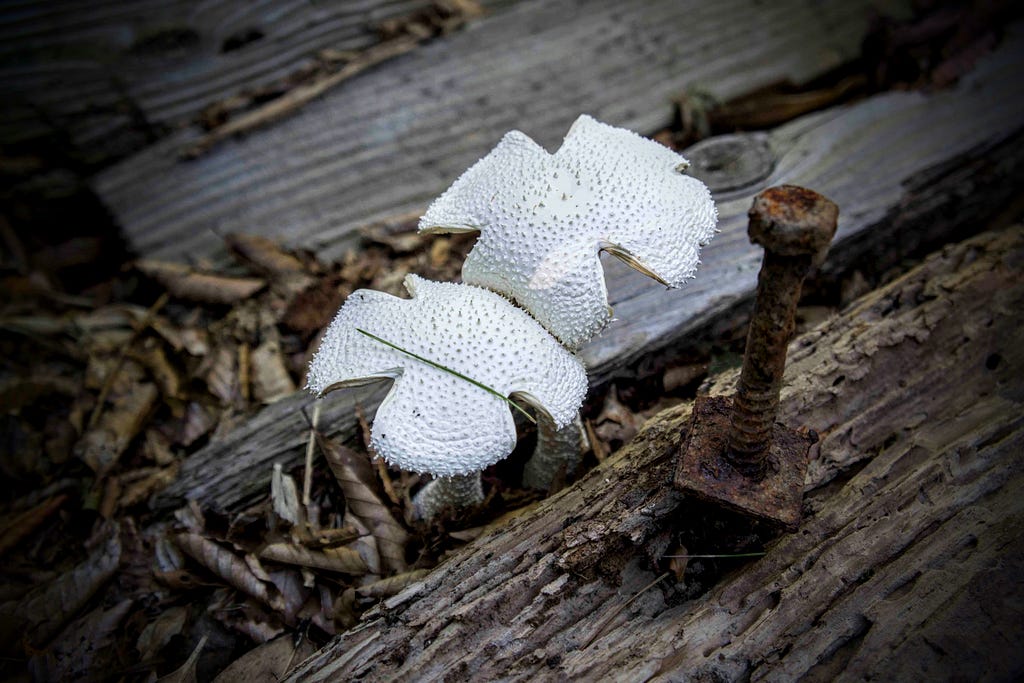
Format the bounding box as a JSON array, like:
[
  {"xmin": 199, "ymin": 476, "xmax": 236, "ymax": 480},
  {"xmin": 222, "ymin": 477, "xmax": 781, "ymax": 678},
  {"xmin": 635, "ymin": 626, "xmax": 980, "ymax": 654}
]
[
  {"xmin": 522, "ymin": 413, "xmax": 588, "ymax": 492},
  {"xmin": 412, "ymin": 472, "xmax": 484, "ymax": 521}
]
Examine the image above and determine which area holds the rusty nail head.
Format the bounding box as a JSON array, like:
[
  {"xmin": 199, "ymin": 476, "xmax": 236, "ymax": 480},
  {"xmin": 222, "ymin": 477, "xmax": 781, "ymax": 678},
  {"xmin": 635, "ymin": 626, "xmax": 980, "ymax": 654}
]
[{"xmin": 675, "ymin": 185, "xmax": 838, "ymax": 530}]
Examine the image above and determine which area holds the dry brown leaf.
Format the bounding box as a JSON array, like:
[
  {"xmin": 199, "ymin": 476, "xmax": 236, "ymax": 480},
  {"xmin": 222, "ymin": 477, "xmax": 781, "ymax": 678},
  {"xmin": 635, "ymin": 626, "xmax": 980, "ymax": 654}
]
[
  {"xmin": 136, "ymin": 605, "xmax": 189, "ymax": 661},
  {"xmin": 142, "ymin": 429, "xmax": 176, "ymax": 465},
  {"xmin": 156, "ymin": 634, "xmax": 206, "ymax": 683},
  {"xmin": 224, "ymin": 233, "xmax": 306, "ymax": 277},
  {"xmin": 280, "ymin": 276, "xmax": 345, "ymax": 335},
  {"xmin": 118, "ymin": 463, "xmax": 180, "ymax": 509},
  {"xmin": 428, "ymin": 236, "xmax": 451, "ymax": 268},
  {"xmin": 201, "ymin": 345, "xmax": 240, "ymax": 406},
  {"xmin": 593, "ymin": 387, "xmax": 643, "ymax": 451},
  {"xmin": 259, "ymin": 541, "xmax": 368, "ymax": 575},
  {"xmin": 2, "ymin": 521, "xmax": 121, "ymax": 648},
  {"xmin": 212, "ymin": 632, "xmax": 317, "ymax": 683},
  {"xmin": 345, "ymin": 513, "xmax": 380, "ymax": 576},
  {"xmin": 271, "ymin": 464, "xmax": 302, "ymax": 527},
  {"xmin": 0, "ymin": 494, "xmax": 66, "ymax": 557},
  {"xmin": 28, "ymin": 599, "xmax": 133, "ymax": 682},
  {"xmin": 355, "ymin": 569, "xmax": 430, "ymax": 601},
  {"xmin": 264, "ymin": 567, "xmax": 309, "ymax": 623},
  {"xmin": 317, "ymin": 434, "xmax": 409, "ymax": 573},
  {"xmin": 75, "ymin": 381, "xmax": 159, "ymax": 473},
  {"xmin": 173, "ymin": 401, "xmax": 218, "ymax": 447},
  {"xmin": 135, "ymin": 260, "xmax": 265, "ymax": 305},
  {"xmin": 152, "ymin": 318, "xmax": 210, "ymax": 356},
  {"xmin": 0, "ymin": 374, "xmax": 78, "ymax": 413},
  {"xmin": 250, "ymin": 337, "xmax": 296, "ymax": 403},
  {"xmin": 129, "ymin": 338, "xmax": 182, "ymax": 399},
  {"xmin": 174, "ymin": 533, "xmax": 283, "ymax": 612},
  {"xmin": 302, "ymin": 524, "xmax": 362, "ymax": 549}
]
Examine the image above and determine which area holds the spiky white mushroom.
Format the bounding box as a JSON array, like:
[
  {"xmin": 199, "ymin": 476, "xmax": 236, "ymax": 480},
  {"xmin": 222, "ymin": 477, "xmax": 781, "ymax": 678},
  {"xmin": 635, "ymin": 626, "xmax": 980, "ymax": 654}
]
[
  {"xmin": 307, "ymin": 275, "xmax": 587, "ymax": 494},
  {"xmin": 419, "ymin": 114, "xmax": 718, "ymax": 349}
]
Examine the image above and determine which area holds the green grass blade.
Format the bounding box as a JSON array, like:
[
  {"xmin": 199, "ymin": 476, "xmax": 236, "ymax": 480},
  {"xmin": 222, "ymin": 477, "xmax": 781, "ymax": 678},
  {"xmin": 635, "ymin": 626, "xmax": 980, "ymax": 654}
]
[{"xmin": 356, "ymin": 328, "xmax": 536, "ymax": 424}]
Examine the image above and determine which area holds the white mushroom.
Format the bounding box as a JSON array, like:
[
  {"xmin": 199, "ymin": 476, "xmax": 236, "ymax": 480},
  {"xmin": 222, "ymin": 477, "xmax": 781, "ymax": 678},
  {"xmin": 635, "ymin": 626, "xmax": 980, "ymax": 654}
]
[
  {"xmin": 419, "ymin": 114, "xmax": 718, "ymax": 349},
  {"xmin": 307, "ymin": 275, "xmax": 587, "ymax": 518},
  {"xmin": 521, "ymin": 412, "xmax": 589, "ymax": 492}
]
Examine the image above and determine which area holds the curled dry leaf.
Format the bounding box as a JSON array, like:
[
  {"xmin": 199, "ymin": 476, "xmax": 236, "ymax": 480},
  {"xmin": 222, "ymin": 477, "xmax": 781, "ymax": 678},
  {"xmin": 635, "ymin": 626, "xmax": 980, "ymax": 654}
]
[
  {"xmin": 3, "ymin": 521, "xmax": 121, "ymax": 648},
  {"xmin": 75, "ymin": 381, "xmax": 159, "ymax": 473},
  {"xmin": 135, "ymin": 260, "xmax": 266, "ymax": 305},
  {"xmin": 317, "ymin": 435, "xmax": 409, "ymax": 573},
  {"xmin": 201, "ymin": 344, "xmax": 240, "ymax": 406},
  {"xmin": 128, "ymin": 339, "xmax": 182, "ymax": 399},
  {"xmin": 224, "ymin": 233, "xmax": 307, "ymax": 277},
  {"xmin": 28, "ymin": 599, "xmax": 133, "ymax": 683},
  {"xmin": 0, "ymin": 494, "xmax": 67, "ymax": 557},
  {"xmin": 156, "ymin": 634, "xmax": 206, "ymax": 683},
  {"xmin": 211, "ymin": 632, "xmax": 318, "ymax": 683},
  {"xmin": 259, "ymin": 541, "xmax": 368, "ymax": 575},
  {"xmin": 355, "ymin": 569, "xmax": 430, "ymax": 601},
  {"xmin": 251, "ymin": 336, "xmax": 296, "ymax": 403},
  {"xmin": 174, "ymin": 533, "xmax": 284, "ymax": 612},
  {"xmin": 117, "ymin": 463, "xmax": 180, "ymax": 509},
  {"xmin": 136, "ymin": 605, "xmax": 189, "ymax": 662},
  {"xmin": 271, "ymin": 463, "xmax": 302, "ymax": 527},
  {"xmin": 345, "ymin": 513, "xmax": 380, "ymax": 576}
]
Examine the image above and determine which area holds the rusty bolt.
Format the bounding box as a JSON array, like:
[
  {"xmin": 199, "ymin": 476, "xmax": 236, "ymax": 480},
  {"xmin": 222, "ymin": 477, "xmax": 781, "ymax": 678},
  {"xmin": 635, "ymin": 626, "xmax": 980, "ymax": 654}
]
[{"xmin": 727, "ymin": 185, "xmax": 839, "ymax": 478}]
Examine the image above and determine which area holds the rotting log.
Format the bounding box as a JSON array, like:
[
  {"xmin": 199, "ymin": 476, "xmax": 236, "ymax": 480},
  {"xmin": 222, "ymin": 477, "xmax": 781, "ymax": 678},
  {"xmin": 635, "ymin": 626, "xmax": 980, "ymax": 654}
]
[
  {"xmin": 95, "ymin": 0, "xmax": 912, "ymax": 261},
  {"xmin": 151, "ymin": 30, "xmax": 1024, "ymax": 514},
  {"xmin": 285, "ymin": 226, "xmax": 1024, "ymax": 681}
]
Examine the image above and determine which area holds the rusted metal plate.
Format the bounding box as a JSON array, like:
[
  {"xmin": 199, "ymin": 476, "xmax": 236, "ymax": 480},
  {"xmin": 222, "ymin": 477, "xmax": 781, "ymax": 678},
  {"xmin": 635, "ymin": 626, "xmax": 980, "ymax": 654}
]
[{"xmin": 674, "ymin": 395, "xmax": 815, "ymax": 530}]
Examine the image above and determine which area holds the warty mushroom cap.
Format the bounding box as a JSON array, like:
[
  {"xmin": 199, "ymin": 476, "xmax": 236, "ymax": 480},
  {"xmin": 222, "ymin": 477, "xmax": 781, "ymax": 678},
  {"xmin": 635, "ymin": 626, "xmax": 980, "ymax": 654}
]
[
  {"xmin": 307, "ymin": 275, "xmax": 587, "ymax": 477},
  {"xmin": 419, "ymin": 114, "xmax": 718, "ymax": 349}
]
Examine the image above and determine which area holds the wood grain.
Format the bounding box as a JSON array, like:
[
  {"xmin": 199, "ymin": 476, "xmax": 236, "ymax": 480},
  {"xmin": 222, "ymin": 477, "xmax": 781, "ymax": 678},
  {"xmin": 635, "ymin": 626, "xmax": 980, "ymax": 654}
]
[
  {"xmin": 94, "ymin": 0, "xmax": 909, "ymax": 259},
  {"xmin": 151, "ymin": 29, "xmax": 1024, "ymax": 514},
  {"xmin": 285, "ymin": 224, "xmax": 1024, "ymax": 681}
]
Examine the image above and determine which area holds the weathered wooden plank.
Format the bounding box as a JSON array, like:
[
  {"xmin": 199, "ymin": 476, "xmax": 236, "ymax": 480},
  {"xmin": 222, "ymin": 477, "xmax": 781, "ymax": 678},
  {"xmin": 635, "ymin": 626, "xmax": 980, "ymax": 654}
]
[
  {"xmin": 94, "ymin": 0, "xmax": 909, "ymax": 259},
  {"xmin": 0, "ymin": 0, "xmax": 461, "ymax": 158},
  {"xmin": 151, "ymin": 28, "xmax": 1024, "ymax": 514},
  {"xmin": 285, "ymin": 224, "xmax": 1024, "ymax": 681}
]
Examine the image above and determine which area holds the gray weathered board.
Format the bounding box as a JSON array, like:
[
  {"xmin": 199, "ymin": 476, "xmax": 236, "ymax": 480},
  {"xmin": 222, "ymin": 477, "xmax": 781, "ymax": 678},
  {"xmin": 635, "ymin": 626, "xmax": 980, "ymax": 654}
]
[
  {"xmin": 94, "ymin": 0, "xmax": 909, "ymax": 259},
  {"xmin": 286, "ymin": 225, "xmax": 1024, "ymax": 681},
  {"xmin": 0, "ymin": 0, "xmax": 467, "ymax": 159},
  {"xmin": 152, "ymin": 27, "xmax": 1024, "ymax": 514}
]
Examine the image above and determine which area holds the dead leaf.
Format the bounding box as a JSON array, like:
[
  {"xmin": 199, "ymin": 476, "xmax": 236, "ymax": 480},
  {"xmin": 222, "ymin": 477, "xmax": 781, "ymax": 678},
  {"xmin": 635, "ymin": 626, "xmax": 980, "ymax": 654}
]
[
  {"xmin": 259, "ymin": 542, "xmax": 368, "ymax": 575},
  {"xmin": 250, "ymin": 336, "xmax": 296, "ymax": 403},
  {"xmin": 118, "ymin": 463, "xmax": 181, "ymax": 509},
  {"xmin": 28, "ymin": 599, "xmax": 133, "ymax": 682},
  {"xmin": 200, "ymin": 345, "xmax": 240, "ymax": 406},
  {"xmin": 174, "ymin": 533, "xmax": 284, "ymax": 611},
  {"xmin": 129, "ymin": 338, "xmax": 182, "ymax": 399},
  {"xmin": 224, "ymin": 233, "xmax": 306, "ymax": 277},
  {"xmin": 0, "ymin": 374, "xmax": 78, "ymax": 413},
  {"xmin": 0, "ymin": 494, "xmax": 67, "ymax": 557},
  {"xmin": 142, "ymin": 430, "xmax": 176, "ymax": 465},
  {"xmin": 212, "ymin": 632, "xmax": 317, "ymax": 683},
  {"xmin": 135, "ymin": 260, "xmax": 265, "ymax": 305},
  {"xmin": 172, "ymin": 401, "xmax": 218, "ymax": 447},
  {"xmin": 156, "ymin": 634, "xmax": 206, "ymax": 683},
  {"xmin": 136, "ymin": 605, "xmax": 189, "ymax": 661},
  {"xmin": 280, "ymin": 276, "xmax": 345, "ymax": 335},
  {"xmin": 355, "ymin": 569, "xmax": 429, "ymax": 601},
  {"xmin": 3, "ymin": 521, "xmax": 121, "ymax": 648},
  {"xmin": 302, "ymin": 524, "xmax": 362, "ymax": 549},
  {"xmin": 271, "ymin": 464, "xmax": 302, "ymax": 527},
  {"xmin": 317, "ymin": 435, "xmax": 409, "ymax": 573},
  {"xmin": 75, "ymin": 381, "xmax": 159, "ymax": 473}
]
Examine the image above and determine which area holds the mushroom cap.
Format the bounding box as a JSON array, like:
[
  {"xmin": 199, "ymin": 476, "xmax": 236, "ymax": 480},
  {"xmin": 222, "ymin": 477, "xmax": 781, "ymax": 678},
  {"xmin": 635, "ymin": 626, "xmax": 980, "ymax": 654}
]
[
  {"xmin": 307, "ymin": 275, "xmax": 587, "ymax": 477},
  {"xmin": 419, "ymin": 114, "xmax": 718, "ymax": 348}
]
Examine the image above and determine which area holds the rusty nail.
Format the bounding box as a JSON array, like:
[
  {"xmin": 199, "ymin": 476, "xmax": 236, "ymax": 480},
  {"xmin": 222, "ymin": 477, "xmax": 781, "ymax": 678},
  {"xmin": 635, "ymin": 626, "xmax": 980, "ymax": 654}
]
[
  {"xmin": 674, "ymin": 185, "xmax": 838, "ymax": 530},
  {"xmin": 727, "ymin": 185, "xmax": 839, "ymax": 478}
]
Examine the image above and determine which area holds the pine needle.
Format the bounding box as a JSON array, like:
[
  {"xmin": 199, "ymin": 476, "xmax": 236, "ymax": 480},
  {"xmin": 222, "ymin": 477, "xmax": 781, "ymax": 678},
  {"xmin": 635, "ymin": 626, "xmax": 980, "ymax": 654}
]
[{"xmin": 356, "ymin": 328, "xmax": 536, "ymax": 424}]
